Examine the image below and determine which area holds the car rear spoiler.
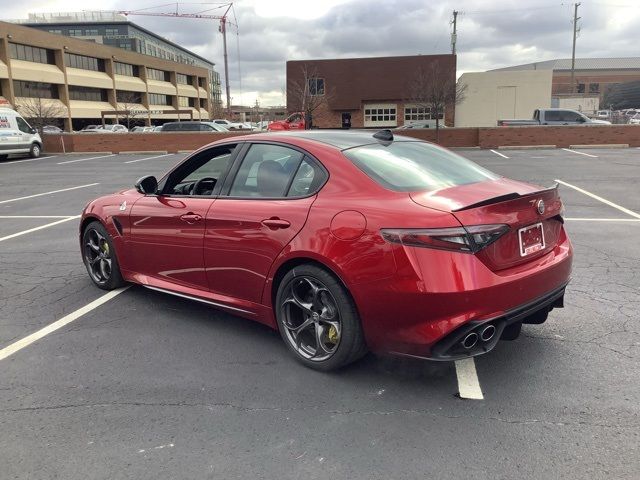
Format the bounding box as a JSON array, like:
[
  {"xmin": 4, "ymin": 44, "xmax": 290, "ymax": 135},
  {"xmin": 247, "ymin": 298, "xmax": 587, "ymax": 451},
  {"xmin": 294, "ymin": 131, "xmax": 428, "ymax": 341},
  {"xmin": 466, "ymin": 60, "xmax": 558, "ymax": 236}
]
[{"xmin": 452, "ymin": 183, "xmax": 559, "ymax": 212}]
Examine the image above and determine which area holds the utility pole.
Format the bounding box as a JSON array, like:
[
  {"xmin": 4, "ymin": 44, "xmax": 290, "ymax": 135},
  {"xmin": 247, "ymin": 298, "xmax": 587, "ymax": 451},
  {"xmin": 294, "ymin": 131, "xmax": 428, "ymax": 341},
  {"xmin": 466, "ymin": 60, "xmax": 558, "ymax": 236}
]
[
  {"xmin": 570, "ymin": 2, "xmax": 581, "ymax": 94},
  {"xmin": 451, "ymin": 10, "xmax": 458, "ymax": 55},
  {"xmin": 220, "ymin": 17, "xmax": 231, "ymax": 117}
]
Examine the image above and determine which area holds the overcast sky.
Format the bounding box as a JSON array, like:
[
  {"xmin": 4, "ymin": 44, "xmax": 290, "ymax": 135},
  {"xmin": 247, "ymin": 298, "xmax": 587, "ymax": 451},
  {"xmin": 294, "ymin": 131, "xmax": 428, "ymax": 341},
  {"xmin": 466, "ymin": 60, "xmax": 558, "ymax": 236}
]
[{"xmin": 3, "ymin": 0, "xmax": 639, "ymax": 106}]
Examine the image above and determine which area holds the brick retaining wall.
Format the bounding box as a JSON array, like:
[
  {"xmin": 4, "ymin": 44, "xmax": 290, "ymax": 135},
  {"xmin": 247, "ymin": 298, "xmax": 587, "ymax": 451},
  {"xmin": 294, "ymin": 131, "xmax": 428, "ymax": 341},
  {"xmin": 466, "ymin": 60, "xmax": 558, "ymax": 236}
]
[{"xmin": 42, "ymin": 125, "xmax": 640, "ymax": 154}]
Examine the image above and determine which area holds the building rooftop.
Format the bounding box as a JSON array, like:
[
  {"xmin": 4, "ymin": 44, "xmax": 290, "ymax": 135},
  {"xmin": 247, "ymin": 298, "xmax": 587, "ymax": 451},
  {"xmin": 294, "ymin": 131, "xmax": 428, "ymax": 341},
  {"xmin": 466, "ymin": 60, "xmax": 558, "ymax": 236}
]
[
  {"xmin": 12, "ymin": 11, "xmax": 215, "ymax": 67},
  {"xmin": 492, "ymin": 57, "xmax": 640, "ymax": 72}
]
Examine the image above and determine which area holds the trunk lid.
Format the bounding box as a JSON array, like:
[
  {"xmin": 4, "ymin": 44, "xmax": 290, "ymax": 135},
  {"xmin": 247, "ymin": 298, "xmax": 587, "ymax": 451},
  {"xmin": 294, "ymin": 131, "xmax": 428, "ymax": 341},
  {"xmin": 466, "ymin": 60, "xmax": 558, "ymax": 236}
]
[{"xmin": 410, "ymin": 178, "xmax": 564, "ymax": 270}]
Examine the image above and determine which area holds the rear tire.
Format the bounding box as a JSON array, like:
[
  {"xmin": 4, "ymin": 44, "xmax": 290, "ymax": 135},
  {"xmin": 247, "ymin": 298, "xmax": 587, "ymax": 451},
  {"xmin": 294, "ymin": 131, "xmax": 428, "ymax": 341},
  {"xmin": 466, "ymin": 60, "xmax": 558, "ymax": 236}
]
[
  {"xmin": 82, "ymin": 221, "xmax": 126, "ymax": 290},
  {"xmin": 29, "ymin": 143, "xmax": 41, "ymax": 158},
  {"xmin": 275, "ymin": 264, "xmax": 367, "ymax": 371}
]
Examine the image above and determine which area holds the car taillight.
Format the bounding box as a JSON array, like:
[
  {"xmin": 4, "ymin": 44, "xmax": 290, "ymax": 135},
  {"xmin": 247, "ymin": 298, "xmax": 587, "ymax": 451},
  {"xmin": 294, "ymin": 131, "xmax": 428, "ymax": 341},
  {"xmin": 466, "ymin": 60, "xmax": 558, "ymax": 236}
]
[{"xmin": 380, "ymin": 224, "xmax": 509, "ymax": 253}]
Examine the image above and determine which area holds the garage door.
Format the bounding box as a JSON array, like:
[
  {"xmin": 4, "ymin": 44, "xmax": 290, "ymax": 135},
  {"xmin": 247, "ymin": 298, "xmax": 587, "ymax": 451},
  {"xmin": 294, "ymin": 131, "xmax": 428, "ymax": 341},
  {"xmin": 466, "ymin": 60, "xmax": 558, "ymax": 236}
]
[{"xmin": 363, "ymin": 104, "xmax": 397, "ymax": 128}]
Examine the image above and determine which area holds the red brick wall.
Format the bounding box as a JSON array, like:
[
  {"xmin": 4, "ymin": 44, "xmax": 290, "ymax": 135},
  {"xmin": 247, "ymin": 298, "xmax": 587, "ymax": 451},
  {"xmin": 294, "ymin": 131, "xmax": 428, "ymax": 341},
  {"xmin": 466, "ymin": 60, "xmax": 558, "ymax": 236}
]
[{"xmin": 42, "ymin": 125, "xmax": 640, "ymax": 153}]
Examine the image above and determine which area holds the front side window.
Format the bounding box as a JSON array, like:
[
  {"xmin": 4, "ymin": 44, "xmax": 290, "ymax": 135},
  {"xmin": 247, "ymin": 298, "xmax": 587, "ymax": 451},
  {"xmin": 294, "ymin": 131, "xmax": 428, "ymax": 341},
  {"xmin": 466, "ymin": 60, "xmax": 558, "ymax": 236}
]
[
  {"xmin": 16, "ymin": 117, "xmax": 33, "ymax": 134},
  {"xmin": 343, "ymin": 141, "xmax": 498, "ymax": 192},
  {"xmin": 163, "ymin": 145, "xmax": 237, "ymax": 196}
]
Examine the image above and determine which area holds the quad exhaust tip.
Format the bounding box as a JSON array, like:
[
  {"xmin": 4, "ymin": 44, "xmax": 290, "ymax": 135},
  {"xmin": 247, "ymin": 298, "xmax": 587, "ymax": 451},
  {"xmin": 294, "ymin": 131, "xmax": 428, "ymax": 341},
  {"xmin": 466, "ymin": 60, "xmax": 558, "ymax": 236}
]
[
  {"xmin": 461, "ymin": 332, "xmax": 478, "ymax": 349},
  {"xmin": 480, "ymin": 324, "xmax": 496, "ymax": 342}
]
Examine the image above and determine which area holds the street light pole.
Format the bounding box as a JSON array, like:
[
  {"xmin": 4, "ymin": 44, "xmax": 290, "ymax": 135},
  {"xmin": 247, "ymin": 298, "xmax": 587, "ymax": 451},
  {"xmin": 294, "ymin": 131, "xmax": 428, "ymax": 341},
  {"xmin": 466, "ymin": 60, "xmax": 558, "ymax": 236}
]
[{"xmin": 570, "ymin": 2, "xmax": 581, "ymax": 94}]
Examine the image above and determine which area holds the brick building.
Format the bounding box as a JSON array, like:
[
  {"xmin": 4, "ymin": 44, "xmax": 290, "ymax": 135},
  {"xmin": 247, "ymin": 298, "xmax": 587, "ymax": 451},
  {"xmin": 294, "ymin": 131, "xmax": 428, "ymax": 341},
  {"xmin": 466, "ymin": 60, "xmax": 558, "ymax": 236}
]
[{"xmin": 286, "ymin": 54, "xmax": 457, "ymax": 129}]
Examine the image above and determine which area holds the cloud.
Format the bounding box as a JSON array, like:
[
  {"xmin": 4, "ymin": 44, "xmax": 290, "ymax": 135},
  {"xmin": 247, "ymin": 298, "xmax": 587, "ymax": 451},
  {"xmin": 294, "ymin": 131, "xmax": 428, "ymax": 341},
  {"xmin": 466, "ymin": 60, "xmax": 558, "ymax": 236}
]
[{"xmin": 3, "ymin": 0, "xmax": 640, "ymax": 106}]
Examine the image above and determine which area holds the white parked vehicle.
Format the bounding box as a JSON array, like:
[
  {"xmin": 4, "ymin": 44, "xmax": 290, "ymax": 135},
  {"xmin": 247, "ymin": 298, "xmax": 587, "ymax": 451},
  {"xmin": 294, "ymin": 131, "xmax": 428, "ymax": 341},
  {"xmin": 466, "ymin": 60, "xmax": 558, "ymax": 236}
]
[
  {"xmin": 211, "ymin": 119, "xmax": 245, "ymax": 130},
  {"xmin": 100, "ymin": 124, "xmax": 129, "ymax": 133},
  {"xmin": 629, "ymin": 113, "xmax": 640, "ymax": 125},
  {"xmin": 0, "ymin": 107, "xmax": 43, "ymax": 160}
]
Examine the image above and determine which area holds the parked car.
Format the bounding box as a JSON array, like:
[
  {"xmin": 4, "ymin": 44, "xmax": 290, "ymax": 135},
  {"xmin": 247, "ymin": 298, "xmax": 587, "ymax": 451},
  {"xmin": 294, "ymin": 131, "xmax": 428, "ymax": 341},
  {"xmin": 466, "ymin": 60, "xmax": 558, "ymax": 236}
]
[
  {"xmin": 160, "ymin": 121, "xmax": 229, "ymax": 132},
  {"xmin": 395, "ymin": 121, "xmax": 447, "ymax": 130},
  {"xmin": 0, "ymin": 107, "xmax": 43, "ymax": 160},
  {"xmin": 498, "ymin": 108, "xmax": 611, "ymax": 126},
  {"xmin": 211, "ymin": 119, "xmax": 245, "ymax": 130},
  {"xmin": 130, "ymin": 126, "xmax": 154, "ymax": 133},
  {"xmin": 267, "ymin": 112, "xmax": 306, "ymax": 131},
  {"xmin": 595, "ymin": 110, "xmax": 610, "ymax": 119},
  {"xmin": 629, "ymin": 113, "xmax": 640, "ymax": 125},
  {"xmin": 78, "ymin": 125, "xmax": 101, "ymax": 133},
  {"xmin": 42, "ymin": 125, "xmax": 63, "ymax": 134},
  {"xmin": 79, "ymin": 130, "xmax": 572, "ymax": 371},
  {"xmin": 101, "ymin": 124, "xmax": 129, "ymax": 133}
]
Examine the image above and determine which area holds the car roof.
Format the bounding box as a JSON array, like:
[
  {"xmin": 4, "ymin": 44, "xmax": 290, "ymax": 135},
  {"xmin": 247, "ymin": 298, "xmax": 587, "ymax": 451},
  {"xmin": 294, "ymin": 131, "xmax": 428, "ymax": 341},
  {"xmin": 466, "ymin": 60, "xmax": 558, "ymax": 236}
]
[{"xmin": 263, "ymin": 130, "xmax": 422, "ymax": 150}]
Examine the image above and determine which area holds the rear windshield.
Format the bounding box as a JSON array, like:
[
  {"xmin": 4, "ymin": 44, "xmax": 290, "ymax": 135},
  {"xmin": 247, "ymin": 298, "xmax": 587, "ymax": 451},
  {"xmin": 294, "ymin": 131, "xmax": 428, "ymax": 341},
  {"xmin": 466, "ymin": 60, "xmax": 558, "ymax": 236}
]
[{"xmin": 343, "ymin": 141, "xmax": 499, "ymax": 192}]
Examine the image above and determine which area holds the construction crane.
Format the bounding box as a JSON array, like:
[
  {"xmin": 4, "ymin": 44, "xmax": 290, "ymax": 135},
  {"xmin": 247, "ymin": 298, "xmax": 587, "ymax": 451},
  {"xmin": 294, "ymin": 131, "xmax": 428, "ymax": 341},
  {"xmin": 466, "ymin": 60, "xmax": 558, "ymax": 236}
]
[{"xmin": 114, "ymin": 2, "xmax": 237, "ymax": 116}]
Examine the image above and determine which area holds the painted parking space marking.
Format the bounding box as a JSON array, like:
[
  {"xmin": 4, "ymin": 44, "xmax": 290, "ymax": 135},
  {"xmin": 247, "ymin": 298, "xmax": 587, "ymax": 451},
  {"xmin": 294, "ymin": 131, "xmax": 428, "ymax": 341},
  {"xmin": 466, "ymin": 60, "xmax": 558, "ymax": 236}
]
[
  {"xmin": 0, "ymin": 287, "xmax": 130, "ymax": 361},
  {"xmin": 490, "ymin": 149, "xmax": 509, "ymax": 159},
  {"xmin": 124, "ymin": 153, "xmax": 174, "ymax": 164},
  {"xmin": 0, "ymin": 156, "xmax": 58, "ymax": 165},
  {"xmin": 57, "ymin": 154, "xmax": 115, "ymax": 165},
  {"xmin": 0, "ymin": 215, "xmax": 80, "ymax": 242},
  {"xmin": 455, "ymin": 358, "xmax": 484, "ymax": 400},
  {"xmin": 561, "ymin": 148, "xmax": 598, "ymax": 158},
  {"xmin": 565, "ymin": 217, "xmax": 640, "ymax": 222},
  {"xmin": 0, "ymin": 215, "xmax": 77, "ymax": 219},
  {"xmin": 556, "ymin": 179, "xmax": 640, "ymax": 219},
  {"xmin": 0, "ymin": 183, "xmax": 99, "ymax": 205}
]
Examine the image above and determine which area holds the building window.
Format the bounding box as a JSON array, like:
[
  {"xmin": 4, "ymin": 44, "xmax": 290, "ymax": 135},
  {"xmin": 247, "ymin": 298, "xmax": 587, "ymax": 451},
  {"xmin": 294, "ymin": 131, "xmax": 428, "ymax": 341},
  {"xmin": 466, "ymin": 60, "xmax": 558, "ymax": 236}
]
[
  {"xmin": 85, "ymin": 29, "xmax": 99, "ymax": 36},
  {"xmin": 177, "ymin": 73, "xmax": 192, "ymax": 85},
  {"xmin": 64, "ymin": 53, "xmax": 105, "ymax": 72},
  {"xmin": 13, "ymin": 80, "xmax": 59, "ymax": 99},
  {"xmin": 116, "ymin": 90, "xmax": 142, "ymax": 104},
  {"xmin": 147, "ymin": 68, "xmax": 170, "ymax": 82},
  {"xmin": 308, "ymin": 78, "xmax": 325, "ymax": 96},
  {"xmin": 105, "ymin": 28, "xmax": 119, "ymax": 36},
  {"xmin": 178, "ymin": 96, "xmax": 196, "ymax": 107},
  {"xmin": 114, "ymin": 62, "xmax": 139, "ymax": 77},
  {"xmin": 148, "ymin": 93, "xmax": 171, "ymax": 105},
  {"xmin": 589, "ymin": 83, "xmax": 600, "ymax": 94},
  {"xmin": 69, "ymin": 29, "xmax": 83, "ymax": 36},
  {"xmin": 68, "ymin": 86, "xmax": 108, "ymax": 102},
  {"xmin": 199, "ymin": 98, "xmax": 206, "ymax": 109},
  {"xmin": 577, "ymin": 83, "xmax": 585, "ymax": 93},
  {"xmin": 9, "ymin": 42, "xmax": 55, "ymax": 65},
  {"xmin": 404, "ymin": 105, "xmax": 444, "ymax": 121},
  {"xmin": 49, "ymin": 29, "xmax": 62, "ymax": 34},
  {"xmin": 363, "ymin": 104, "xmax": 397, "ymax": 127}
]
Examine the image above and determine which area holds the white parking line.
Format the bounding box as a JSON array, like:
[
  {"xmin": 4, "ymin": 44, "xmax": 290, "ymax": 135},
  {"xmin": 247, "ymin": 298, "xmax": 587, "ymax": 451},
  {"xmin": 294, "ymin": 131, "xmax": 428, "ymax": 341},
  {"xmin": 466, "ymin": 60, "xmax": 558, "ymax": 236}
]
[
  {"xmin": 57, "ymin": 154, "xmax": 115, "ymax": 165},
  {"xmin": 0, "ymin": 287, "xmax": 130, "ymax": 362},
  {"xmin": 561, "ymin": 148, "xmax": 598, "ymax": 158},
  {"xmin": 490, "ymin": 149, "xmax": 509, "ymax": 159},
  {"xmin": 455, "ymin": 358, "xmax": 484, "ymax": 400},
  {"xmin": 124, "ymin": 153, "xmax": 173, "ymax": 164},
  {"xmin": 556, "ymin": 179, "xmax": 640, "ymax": 219},
  {"xmin": 0, "ymin": 183, "xmax": 99, "ymax": 205},
  {"xmin": 0, "ymin": 216, "xmax": 80, "ymax": 242},
  {"xmin": 0, "ymin": 156, "xmax": 57, "ymax": 165},
  {"xmin": 0, "ymin": 215, "xmax": 76, "ymax": 219},
  {"xmin": 565, "ymin": 217, "xmax": 640, "ymax": 222}
]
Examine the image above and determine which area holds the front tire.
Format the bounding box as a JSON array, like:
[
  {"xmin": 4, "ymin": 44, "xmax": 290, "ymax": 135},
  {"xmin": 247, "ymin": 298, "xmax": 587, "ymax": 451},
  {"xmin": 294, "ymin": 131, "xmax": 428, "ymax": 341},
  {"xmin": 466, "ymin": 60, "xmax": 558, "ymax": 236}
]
[
  {"xmin": 275, "ymin": 264, "xmax": 367, "ymax": 371},
  {"xmin": 82, "ymin": 221, "xmax": 126, "ymax": 290},
  {"xmin": 29, "ymin": 143, "xmax": 41, "ymax": 158}
]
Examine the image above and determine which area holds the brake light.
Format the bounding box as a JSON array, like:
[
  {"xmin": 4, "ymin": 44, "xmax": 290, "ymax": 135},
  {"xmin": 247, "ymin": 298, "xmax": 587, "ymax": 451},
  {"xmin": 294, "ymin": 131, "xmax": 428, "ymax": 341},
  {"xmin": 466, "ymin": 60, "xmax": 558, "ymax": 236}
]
[{"xmin": 380, "ymin": 224, "xmax": 509, "ymax": 253}]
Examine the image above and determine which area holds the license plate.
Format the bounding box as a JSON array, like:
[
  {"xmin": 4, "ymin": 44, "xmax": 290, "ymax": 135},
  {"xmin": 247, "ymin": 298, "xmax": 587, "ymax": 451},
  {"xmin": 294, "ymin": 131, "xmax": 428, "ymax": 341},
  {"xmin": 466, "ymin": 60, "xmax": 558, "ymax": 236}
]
[{"xmin": 518, "ymin": 222, "xmax": 545, "ymax": 257}]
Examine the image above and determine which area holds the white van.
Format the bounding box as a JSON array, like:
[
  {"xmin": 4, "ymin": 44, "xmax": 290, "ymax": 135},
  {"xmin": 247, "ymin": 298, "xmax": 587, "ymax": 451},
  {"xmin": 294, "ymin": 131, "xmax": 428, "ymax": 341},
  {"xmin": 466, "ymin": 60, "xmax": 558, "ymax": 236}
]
[{"xmin": 0, "ymin": 107, "xmax": 43, "ymax": 160}]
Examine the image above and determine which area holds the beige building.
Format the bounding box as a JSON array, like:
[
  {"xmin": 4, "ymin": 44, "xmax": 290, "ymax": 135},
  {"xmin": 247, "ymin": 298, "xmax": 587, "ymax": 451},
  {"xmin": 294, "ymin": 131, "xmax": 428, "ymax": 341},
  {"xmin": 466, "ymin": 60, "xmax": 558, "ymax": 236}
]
[
  {"xmin": 0, "ymin": 21, "xmax": 212, "ymax": 131},
  {"xmin": 455, "ymin": 70, "xmax": 552, "ymax": 127}
]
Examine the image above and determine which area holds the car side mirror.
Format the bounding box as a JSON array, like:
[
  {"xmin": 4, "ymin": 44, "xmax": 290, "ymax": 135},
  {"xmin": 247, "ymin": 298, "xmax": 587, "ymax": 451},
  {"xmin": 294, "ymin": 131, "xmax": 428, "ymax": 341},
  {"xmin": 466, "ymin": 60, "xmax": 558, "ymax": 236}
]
[
  {"xmin": 30, "ymin": 127, "xmax": 37, "ymax": 134},
  {"xmin": 135, "ymin": 175, "xmax": 158, "ymax": 194}
]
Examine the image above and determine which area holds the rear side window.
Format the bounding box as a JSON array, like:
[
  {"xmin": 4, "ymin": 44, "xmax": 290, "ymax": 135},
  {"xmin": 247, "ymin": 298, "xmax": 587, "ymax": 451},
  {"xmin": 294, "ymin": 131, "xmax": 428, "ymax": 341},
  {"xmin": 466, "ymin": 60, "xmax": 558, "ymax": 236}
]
[{"xmin": 343, "ymin": 141, "xmax": 498, "ymax": 192}]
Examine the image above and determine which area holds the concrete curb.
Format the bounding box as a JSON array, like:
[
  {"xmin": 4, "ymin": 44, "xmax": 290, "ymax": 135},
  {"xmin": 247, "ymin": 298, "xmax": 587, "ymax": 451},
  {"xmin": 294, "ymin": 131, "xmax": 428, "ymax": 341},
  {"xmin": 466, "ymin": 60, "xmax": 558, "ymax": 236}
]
[
  {"xmin": 119, "ymin": 150, "xmax": 169, "ymax": 155},
  {"xmin": 497, "ymin": 145, "xmax": 556, "ymax": 150},
  {"xmin": 64, "ymin": 151, "xmax": 113, "ymax": 155},
  {"xmin": 569, "ymin": 144, "xmax": 629, "ymax": 149},
  {"xmin": 450, "ymin": 146, "xmax": 481, "ymax": 150}
]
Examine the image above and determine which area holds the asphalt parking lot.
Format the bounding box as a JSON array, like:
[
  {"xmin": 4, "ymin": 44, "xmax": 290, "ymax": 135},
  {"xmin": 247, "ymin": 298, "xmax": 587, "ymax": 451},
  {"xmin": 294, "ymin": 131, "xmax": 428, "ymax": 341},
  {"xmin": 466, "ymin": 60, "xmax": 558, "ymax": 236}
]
[{"xmin": 1, "ymin": 145, "xmax": 638, "ymax": 479}]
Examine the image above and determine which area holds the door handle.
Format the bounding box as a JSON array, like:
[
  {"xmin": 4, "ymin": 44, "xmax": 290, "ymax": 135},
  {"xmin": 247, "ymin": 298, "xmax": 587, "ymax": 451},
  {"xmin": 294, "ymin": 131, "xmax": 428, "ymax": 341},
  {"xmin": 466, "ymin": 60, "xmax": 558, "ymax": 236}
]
[
  {"xmin": 261, "ymin": 217, "xmax": 291, "ymax": 229},
  {"xmin": 180, "ymin": 213, "xmax": 202, "ymax": 223}
]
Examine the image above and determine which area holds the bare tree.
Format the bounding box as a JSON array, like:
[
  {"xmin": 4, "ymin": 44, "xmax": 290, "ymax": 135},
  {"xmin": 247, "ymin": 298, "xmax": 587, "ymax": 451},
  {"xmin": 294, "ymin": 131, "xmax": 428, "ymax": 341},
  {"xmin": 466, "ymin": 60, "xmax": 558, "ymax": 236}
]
[
  {"xmin": 16, "ymin": 97, "xmax": 67, "ymax": 134},
  {"xmin": 208, "ymin": 100, "xmax": 226, "ymax": 120},
  {"xmin": 116, "ymin": 91, "xmax": 146, "ymax": 129},
  {"xmin": 406, "ymin": 62, "xmax": 467, "ymax": 140},
  {"xmin": 288, "ymin": 65, "xmax": 334, "ymax": 128}
]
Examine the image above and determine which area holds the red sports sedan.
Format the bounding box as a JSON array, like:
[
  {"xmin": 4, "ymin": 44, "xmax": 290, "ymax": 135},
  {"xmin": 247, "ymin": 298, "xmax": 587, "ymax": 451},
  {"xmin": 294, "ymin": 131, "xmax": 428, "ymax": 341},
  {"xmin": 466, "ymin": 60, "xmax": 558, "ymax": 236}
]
[{"xmin": 80, "ymin": 130, "xmax": 572, "ymax": 370}]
